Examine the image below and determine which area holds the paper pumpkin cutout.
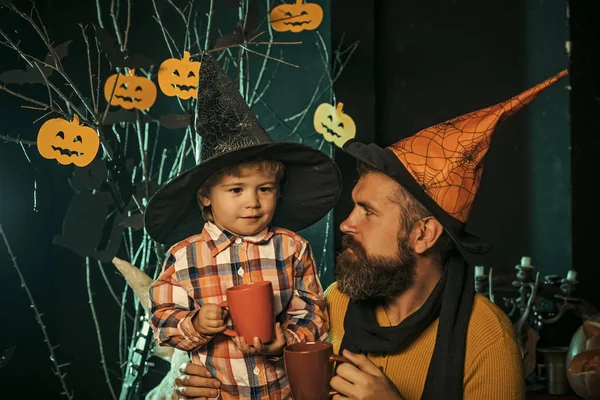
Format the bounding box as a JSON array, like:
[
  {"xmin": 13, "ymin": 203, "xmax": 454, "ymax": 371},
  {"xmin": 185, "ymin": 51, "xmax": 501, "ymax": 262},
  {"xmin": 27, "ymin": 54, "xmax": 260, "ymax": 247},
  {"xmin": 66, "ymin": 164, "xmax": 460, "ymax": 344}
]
[
  {"xmin": 158, "ymin": 51, "xmax": 200, "ymax": 100},
  {"xmin": 53, "ymin": 158, "xmax": 130, "ymax": 262},
  {"xmin": 270, "ymin": 0, "xmax": 323, "ymax": 33},
  {"xmin": 104, "ymin": 69, "xmax": 157, "ymax": 110},
  {"xmin": 0, "ymin": 40, "xmax": 71, "ymax": 85},
  {"xmin": 313, "ymin": 102, "xmax": 356, "ymax": 148},
  {"xmin": 37, "ymin": 115, "xmax": 100, "ymax": 167}
]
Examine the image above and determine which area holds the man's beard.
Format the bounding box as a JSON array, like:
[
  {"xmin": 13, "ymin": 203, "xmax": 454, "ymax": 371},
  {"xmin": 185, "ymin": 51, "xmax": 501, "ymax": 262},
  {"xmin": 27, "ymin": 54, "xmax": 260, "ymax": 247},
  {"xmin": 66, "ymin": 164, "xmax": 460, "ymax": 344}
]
[{"xmin": 335, "ymin": 234, "xmax": 417, "ymax": 301}]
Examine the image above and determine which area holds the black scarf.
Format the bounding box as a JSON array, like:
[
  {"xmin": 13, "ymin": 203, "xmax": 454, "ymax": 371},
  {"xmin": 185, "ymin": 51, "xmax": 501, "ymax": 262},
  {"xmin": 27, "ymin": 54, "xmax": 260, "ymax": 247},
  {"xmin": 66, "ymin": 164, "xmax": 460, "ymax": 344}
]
[{"xmin": 339, "ymin": 252, "xmax": 474, "ymax": 399}]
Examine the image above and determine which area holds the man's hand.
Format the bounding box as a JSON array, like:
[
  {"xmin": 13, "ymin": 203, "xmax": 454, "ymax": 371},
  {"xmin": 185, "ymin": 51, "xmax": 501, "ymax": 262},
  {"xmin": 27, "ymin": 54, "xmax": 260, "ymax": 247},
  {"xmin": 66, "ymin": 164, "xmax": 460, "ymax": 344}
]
[
  {"xmin": 232, "ymin": 322, "xmax": 287, "ymax": 356},
  {"xmin": 175, "ymin": 362, "xmax": 221, "ymax": 400},
  {"xmin": 330, "ymin": 350, "xmax": 404, "ymax": 400},
  {"xmin": 192, "ymin": 304, "xmax": 228, "ymax": 336}
]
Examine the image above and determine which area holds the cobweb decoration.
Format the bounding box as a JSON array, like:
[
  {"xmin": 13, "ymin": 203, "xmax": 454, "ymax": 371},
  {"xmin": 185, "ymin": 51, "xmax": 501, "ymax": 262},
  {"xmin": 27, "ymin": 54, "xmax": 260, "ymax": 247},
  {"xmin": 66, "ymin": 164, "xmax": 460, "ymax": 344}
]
[{"xmin": 389, "ymin": 69, "xmax": 568, "ymax": 223}]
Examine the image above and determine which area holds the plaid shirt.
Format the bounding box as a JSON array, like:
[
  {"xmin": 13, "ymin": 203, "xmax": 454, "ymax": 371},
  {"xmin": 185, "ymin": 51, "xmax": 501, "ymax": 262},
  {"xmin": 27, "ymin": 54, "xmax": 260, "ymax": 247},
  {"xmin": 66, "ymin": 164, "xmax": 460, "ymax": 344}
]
[{"xmin": 149, "ymin": 222, "xmax": 329, "ymax": 400}]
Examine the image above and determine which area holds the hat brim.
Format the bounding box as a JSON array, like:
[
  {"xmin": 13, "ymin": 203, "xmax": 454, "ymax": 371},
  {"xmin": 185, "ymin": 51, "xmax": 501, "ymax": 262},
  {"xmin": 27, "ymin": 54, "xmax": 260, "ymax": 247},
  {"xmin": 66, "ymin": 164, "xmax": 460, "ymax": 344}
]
[
  {"xmin": 145, "ymin": 142, "xmax": 341, "ymax": 246},
  {"xmin": 342, "ymin": 140, "xmax": 491, "ymax": 255}
]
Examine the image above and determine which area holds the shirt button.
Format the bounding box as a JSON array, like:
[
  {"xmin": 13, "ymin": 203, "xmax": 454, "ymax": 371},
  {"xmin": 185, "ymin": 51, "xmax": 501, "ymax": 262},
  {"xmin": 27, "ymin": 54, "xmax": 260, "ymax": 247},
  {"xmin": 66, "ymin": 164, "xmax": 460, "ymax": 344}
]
[
  {"xmin": 237, "ymin": 268, "xmax": 244, "ymax": 276},
  {"xmin": 235, "ymin": 238, "xmax": 242, "ymax": 244},
  {"xmin": 253, "ymin": 367, "xmax": 260, "ymax": 375}
]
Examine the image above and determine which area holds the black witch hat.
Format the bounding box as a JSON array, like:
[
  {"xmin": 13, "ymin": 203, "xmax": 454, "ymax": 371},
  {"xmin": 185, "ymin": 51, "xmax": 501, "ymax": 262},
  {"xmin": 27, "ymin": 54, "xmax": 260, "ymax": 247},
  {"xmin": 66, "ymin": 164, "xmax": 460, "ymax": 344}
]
[{"xmin": 145, "ymin": 53, "xmax": 342, "ymax": 245}]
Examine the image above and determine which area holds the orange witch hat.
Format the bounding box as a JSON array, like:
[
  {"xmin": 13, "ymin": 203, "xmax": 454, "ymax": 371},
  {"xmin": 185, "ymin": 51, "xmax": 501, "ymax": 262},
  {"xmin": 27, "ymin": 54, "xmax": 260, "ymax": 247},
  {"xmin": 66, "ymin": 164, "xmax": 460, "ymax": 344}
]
[
  {"xmin": 343, "ymin": 70, "xmax": 568, "ymax": 253},
  {"xmin": 389, "ymin": 69, "xmax": 568, "ymax": 223}
]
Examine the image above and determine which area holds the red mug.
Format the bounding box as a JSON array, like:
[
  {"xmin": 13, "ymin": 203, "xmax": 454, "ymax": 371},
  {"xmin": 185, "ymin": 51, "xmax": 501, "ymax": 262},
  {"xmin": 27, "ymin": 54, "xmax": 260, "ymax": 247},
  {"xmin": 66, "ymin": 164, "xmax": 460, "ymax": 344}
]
[
  {"xmin": 284, "ymin": 341, "xmax": 351, "ymax": 400},
  {"xmin": 218, "ymin": 281, "xmax": 275, "ymax": 344}
]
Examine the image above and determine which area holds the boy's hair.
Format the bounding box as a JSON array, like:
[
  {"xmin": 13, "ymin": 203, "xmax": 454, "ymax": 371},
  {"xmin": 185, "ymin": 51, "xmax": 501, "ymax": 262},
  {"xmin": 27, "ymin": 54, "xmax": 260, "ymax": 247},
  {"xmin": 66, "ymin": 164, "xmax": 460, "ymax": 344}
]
[{"xmin": 197, "ymin": 159, "xmax": 285, "ymax": 222}]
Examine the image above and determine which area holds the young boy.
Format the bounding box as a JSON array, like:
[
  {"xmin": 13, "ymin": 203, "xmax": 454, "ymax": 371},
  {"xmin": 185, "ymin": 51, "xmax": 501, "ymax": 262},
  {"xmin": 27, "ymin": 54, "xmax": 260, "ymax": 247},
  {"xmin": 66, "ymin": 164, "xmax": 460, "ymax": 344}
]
[{"xmin": 144, "ymin": 53, "xmax": 341, "ymax": 400}]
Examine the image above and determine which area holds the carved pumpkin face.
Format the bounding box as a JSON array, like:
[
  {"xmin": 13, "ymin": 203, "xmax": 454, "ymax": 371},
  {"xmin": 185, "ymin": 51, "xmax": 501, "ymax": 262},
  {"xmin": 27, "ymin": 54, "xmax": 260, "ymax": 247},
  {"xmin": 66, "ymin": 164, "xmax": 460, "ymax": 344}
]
[
  {"xmin": 567, "ymin": 316, "xmax": 600, "ymax": 398},
  {"xmin": 37, "ymin": 115, "xmax": 100, "ymax": 167},
  {"xmin": 158, "ymin": 51, "xmax": 201, "ymax": 100},
  {"xmin": 103, "ymin": 69, "xmax": 157, "ymax": 110},
  {"xmin": 313, "ymin": 102, "xmax": 356, "ymax": 148},
  {"xmin": 270, "ymin": 0, "xmax": 323, "ymax": 33}
]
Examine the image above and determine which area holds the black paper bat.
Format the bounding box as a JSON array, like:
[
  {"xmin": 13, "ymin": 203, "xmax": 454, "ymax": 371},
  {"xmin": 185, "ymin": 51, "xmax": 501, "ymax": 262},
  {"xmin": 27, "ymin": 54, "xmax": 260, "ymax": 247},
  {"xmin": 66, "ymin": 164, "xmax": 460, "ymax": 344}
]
[
  {"xmin": 213, "ymin": 0, "xmax": 259, "ymax": 48},
  {"xmin": 160, "ymin": 112, "xmax": 192, "ymax": 130},
  {"xmin": 119, "ymin": 213, "xmax": 144, "ymax": 230},
  {"xmin": 54, "ymin": 158, "xmax": 130, "ymax": 262},
  {"xmin": 0, "ymin": 346, "xmax": 15, "ymax": 368},
  {"xmin": 102, "ymin": 110, "xmax": 156, "ymax": 126},
  {"xmin": 0, "ymin": 40, "xmax": 72, "ymax": 85},
  {"xmin": 93, "ymin": 25, "xmax": 155, "ymax": 69}
]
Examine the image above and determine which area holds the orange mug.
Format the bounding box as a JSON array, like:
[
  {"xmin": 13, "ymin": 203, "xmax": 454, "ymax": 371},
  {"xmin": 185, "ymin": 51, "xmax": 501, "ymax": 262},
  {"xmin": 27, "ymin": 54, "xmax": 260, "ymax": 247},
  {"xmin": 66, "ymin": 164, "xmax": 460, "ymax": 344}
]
[
  {"xmin": 284, "ymin": 341, "xmax": 352, "ymax": 400},
  {"xmin": 218, "ymin": 281, "xmax": 275, "ymax": 344}
]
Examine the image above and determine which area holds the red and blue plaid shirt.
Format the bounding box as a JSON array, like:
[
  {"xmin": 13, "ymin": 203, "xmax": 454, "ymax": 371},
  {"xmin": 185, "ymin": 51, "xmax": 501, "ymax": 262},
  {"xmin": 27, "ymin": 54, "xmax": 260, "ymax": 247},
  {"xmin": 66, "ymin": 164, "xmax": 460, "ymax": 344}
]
[{"xmin": 149, "ymin": 222, "xmax": 329, "ymax": 399}]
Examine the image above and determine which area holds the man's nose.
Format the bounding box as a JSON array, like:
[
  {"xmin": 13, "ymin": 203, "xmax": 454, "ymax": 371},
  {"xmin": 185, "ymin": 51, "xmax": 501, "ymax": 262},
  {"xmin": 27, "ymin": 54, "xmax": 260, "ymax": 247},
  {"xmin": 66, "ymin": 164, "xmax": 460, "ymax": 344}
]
[{"xmin": 340, "ymin": 215, "xmax": 355, "ymax": 234}]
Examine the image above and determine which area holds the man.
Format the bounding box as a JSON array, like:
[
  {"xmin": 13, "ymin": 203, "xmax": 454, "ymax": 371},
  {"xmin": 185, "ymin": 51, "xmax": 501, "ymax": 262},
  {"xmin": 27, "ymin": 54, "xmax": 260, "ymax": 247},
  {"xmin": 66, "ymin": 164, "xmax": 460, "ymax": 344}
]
[{"xmin": 168, "ymin": 70, "xmax": 567, "ymax": 400}]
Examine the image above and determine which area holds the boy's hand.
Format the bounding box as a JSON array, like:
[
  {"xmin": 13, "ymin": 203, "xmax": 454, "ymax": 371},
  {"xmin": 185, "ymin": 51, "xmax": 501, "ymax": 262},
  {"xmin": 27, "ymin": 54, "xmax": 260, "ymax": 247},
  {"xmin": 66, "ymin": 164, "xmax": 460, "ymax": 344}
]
[
  {"xmin": 193, "ymin": 303, "xmax": 229, "ymax": 336},
  {"xmin": 233, "ymin": 322, "xmax": 287, "ymax": 356}
]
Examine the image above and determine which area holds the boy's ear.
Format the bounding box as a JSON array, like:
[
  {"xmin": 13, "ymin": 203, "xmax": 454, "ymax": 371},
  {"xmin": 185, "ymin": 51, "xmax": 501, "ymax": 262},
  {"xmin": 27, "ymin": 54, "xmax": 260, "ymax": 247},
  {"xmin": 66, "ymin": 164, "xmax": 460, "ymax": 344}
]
[
  {"xmin": 198, "ymin": 189, "xmax": 211, "ymax": 207},
  {"xmin": 200, "ymin": 196, "xmax": 211, "ymax": 207}
]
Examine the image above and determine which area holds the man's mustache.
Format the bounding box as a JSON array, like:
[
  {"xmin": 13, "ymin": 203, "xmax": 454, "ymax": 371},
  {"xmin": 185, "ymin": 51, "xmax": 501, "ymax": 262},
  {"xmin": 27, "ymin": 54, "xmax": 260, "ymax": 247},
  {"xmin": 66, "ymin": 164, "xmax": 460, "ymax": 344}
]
[{"xmin": 341, "ymin": 235, "xmax": 367, "ymax": 258}]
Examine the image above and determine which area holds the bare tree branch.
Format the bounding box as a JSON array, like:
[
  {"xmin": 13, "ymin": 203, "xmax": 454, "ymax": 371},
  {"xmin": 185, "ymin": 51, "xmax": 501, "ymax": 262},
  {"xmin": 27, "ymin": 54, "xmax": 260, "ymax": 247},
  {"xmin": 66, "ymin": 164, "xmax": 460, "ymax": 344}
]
[
  {"xmin": 10, "ymin": 4, "xmax": 97, "ymax": 119},
  {"xmin": 96, "ymin": 0, "xmax": 105, "ymax": 28},
  {"xmin": 122, "ymin": 0, "xmax": 132, "ymax": 50},
  {"xmin": 0, "ymin": 224, "xmax": 74, "ymax": 399},
  {"xmin": 151, "ymin": 0, "xmax": 177, "ymax": 58},
  {"xmin": 204, "ymin": 0, "xmax": 214, "ymax": 51},
  {"xmin": 80, "ymin": 24, "xmax": 98, "ymax": 113},
  {"xmin": 0, "ymin": 134, "xmax": 37, "ymax": 146},
  {"xmin": 0, "ymin": 84, "xmax": 69, "ymax": 120},
  {"xmin": 86, "ymin": 258, "xmax": 117, "ymax": 400},
  {"xmin": 109, "ymin": 0, "xmax": 123, "ymax": 49},
  {"xmin": 240, "ymin": 45, "xmax": 298, "ymax": 68}
]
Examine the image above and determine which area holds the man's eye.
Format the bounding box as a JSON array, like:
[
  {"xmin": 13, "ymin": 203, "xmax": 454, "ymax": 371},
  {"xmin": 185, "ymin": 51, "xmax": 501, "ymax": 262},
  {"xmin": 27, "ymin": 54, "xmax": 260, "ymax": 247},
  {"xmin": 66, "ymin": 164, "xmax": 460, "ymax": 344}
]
[{"xmin": 364, "ymin": 209, "xmax": 373, "ymax": 216}]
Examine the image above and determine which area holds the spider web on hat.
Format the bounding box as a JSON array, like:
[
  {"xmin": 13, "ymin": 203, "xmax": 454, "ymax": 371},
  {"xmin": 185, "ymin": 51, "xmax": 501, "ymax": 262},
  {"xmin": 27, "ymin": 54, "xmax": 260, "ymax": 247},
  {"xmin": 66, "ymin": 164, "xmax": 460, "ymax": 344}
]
[
  {"xmin": 195, "ymin": 53, "xmax": 272, "ymax": 162},
  {"xmin": 389, "ymin": 69, "xmax": 568, "ymax": 223}
]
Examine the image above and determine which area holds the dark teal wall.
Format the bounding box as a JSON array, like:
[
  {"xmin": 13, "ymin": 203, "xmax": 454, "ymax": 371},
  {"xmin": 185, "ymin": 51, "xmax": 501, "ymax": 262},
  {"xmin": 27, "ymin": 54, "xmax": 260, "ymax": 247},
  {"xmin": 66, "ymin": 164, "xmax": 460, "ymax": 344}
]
[
  {"xmin": 332, "ymin": 0, "xmax": 572, "ymax": 280},
  {"xmin": 524, "ymin": 0, "xmax": 571, "ymax": 276}
]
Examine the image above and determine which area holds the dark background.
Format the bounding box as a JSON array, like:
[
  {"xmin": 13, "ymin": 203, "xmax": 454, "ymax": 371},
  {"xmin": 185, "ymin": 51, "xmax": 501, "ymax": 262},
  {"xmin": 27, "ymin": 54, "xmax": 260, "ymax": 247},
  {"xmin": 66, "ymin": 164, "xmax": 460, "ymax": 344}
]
[
  {"xmin": 1, "ymin": 0, "xmax": 598, "ymax": 398},
  {"xmin": 332, "ymin": 0, "xmax": 572, "ymax": 278}
]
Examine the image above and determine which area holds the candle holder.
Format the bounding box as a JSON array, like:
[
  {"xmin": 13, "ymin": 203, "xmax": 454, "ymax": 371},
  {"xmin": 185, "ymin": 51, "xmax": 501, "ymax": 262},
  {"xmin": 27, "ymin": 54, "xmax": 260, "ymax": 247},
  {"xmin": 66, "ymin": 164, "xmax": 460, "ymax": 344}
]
[{"xmin": 474, "ymin": 265, "xmax": 495, "ymax": 303}]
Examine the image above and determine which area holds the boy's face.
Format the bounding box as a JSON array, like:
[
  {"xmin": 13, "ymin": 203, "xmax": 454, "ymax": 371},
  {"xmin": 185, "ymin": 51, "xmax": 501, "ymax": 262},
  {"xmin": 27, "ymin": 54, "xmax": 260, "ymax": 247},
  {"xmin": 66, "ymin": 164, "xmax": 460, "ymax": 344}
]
[{"xmin": 199, "ymin": 166, "xmax": 279, "ymax": 236}]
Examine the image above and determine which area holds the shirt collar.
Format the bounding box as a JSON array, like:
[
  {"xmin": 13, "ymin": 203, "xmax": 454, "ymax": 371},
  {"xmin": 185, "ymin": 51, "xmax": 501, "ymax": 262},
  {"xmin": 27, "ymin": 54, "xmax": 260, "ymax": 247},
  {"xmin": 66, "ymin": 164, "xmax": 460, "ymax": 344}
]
[{"xmin": 202, "ymin": 221, "xmax": 274, "ymax": 257}]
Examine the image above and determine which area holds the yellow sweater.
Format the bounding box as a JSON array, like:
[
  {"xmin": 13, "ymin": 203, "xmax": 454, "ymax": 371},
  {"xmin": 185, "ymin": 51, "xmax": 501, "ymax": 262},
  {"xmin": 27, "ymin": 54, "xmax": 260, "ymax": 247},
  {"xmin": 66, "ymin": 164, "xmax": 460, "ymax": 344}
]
[{"xmin": 325, "ymin": 282, "xmax": 525, "ymax": 400}]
